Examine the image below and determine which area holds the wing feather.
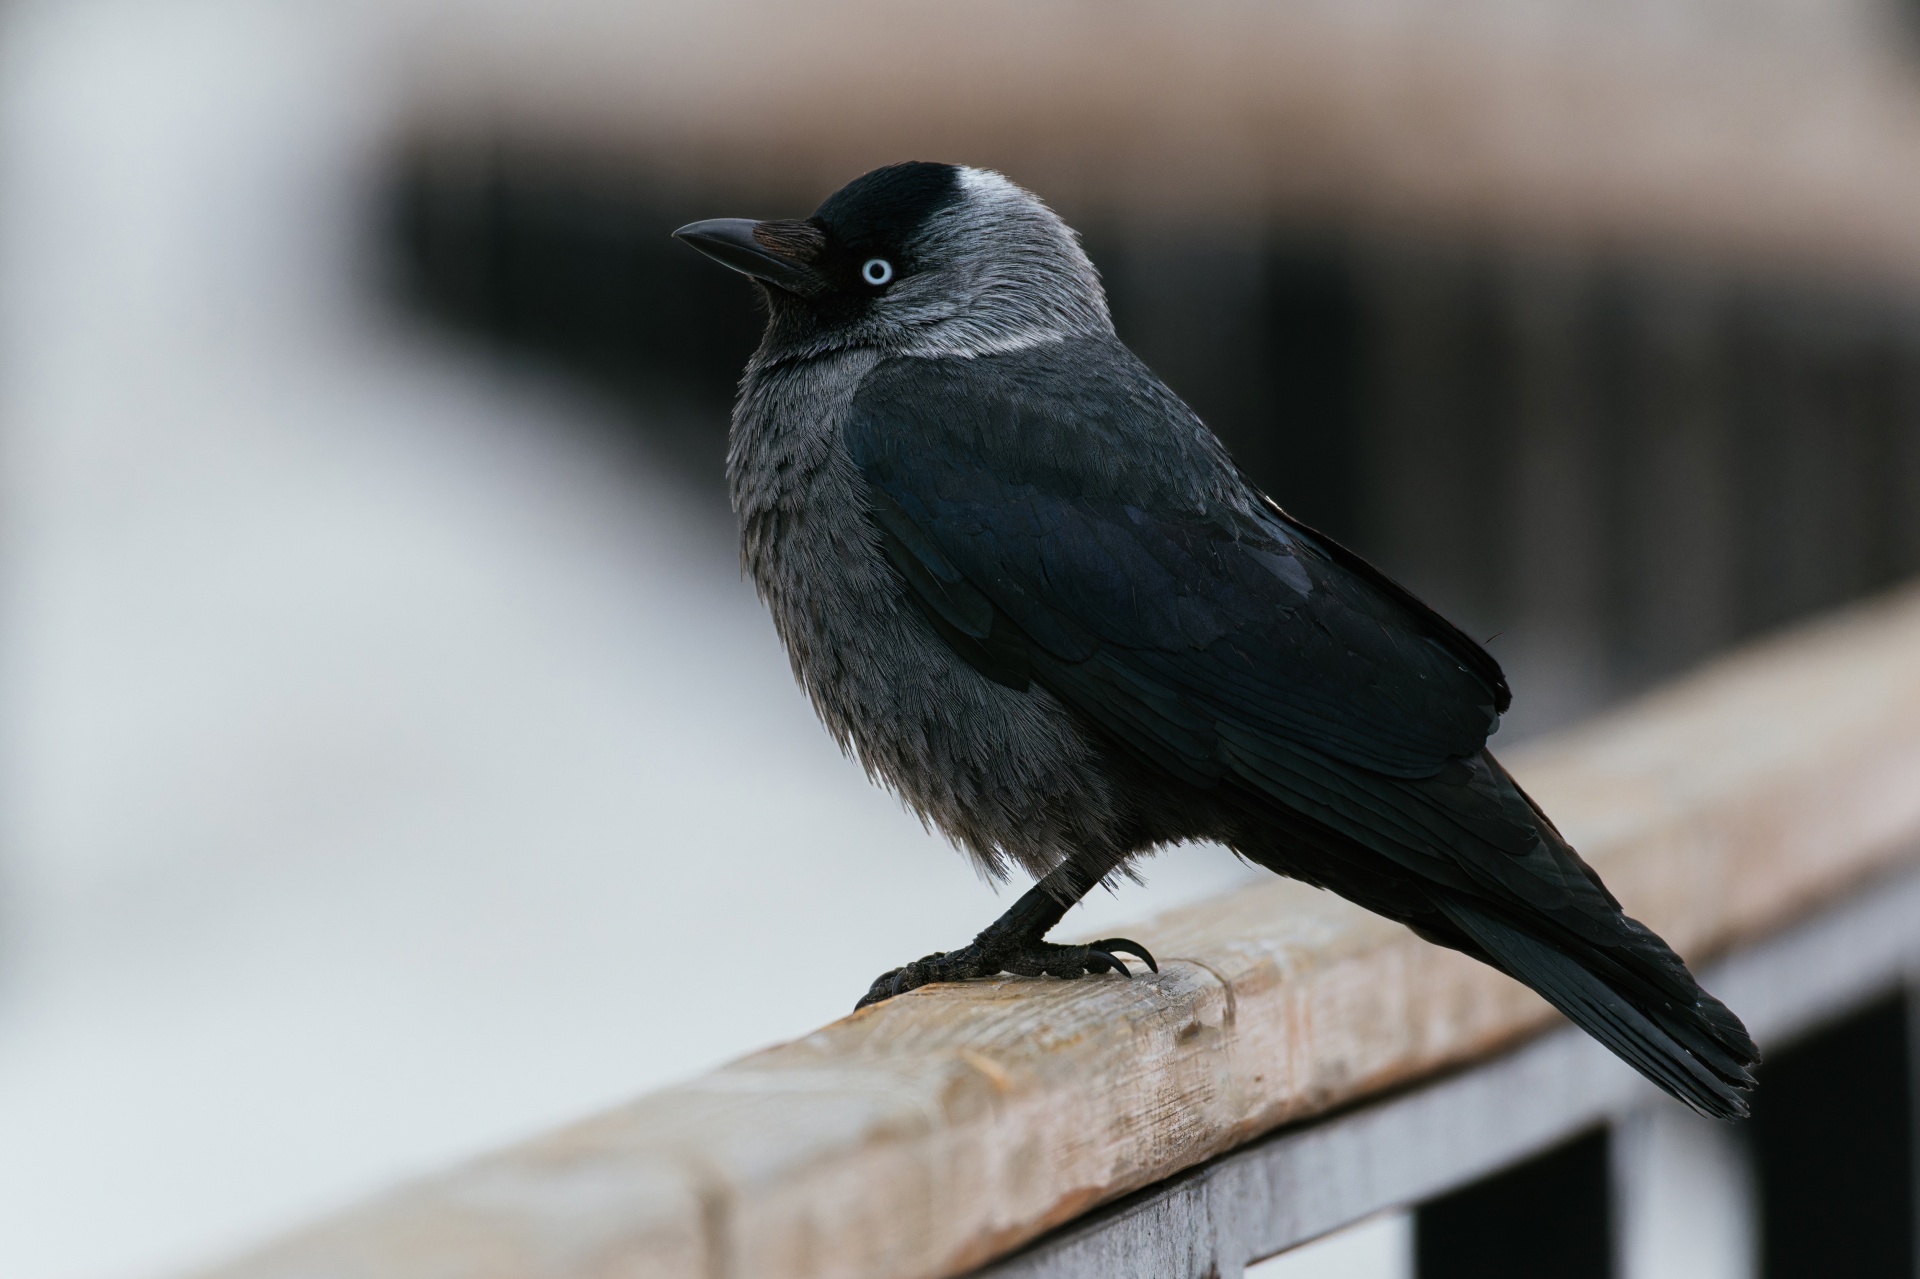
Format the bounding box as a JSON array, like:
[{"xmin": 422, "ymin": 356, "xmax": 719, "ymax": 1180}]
[
  {"xmin": 846, "ymin": 339, "xmax": 1504, "ymax": 782},
  {"xmin": 844, "ymin": 338, "xmax": 1757, "ymax": 1119}
]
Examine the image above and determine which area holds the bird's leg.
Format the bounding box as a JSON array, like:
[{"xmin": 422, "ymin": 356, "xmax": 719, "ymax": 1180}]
[{"xmin": 854, "ymin": 859, "xmax": 1158, "ymax": 1010}]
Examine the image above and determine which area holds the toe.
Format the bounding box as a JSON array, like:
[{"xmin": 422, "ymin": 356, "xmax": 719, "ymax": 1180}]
[
  {"xmin": 1093, "ymin": 938, "xmax": 1159, "ymax": 973},
  {"xmin": 855, "ymin": 969, "xmax": 904, "ymax": 1011},
  {"xmin": 1040, "ymin": 952, "xmax": 1095, "ymax": 979},
  {"xmin": 998, "ymin": 953, "xmax": 1047, "ymax": 978}
]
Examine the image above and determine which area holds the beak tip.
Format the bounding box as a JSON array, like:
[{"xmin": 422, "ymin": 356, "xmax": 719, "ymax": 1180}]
[
  {"xmin": 672, "ymin": 217, "xmax": 815, "ymax": 290},
  {"xmin": 673, "ymin": 217, "xmax": 756, "ymax": 247}
]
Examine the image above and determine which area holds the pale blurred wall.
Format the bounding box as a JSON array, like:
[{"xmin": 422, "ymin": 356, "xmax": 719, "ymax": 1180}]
[{"xmin": 0, "ymin": 5, "xmax": 1256, "ymax": 1278}]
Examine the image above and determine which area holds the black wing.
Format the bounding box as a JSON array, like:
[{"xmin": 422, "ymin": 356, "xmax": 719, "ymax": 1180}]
[
  {"xmin": 845, "ymin": 337, "xmax": 1554, "ymax": 905},
  {"xmin": 845, "ymin": 337, "xmax": 1507, "ymax": 784},
  {"xmin": 846, "ymin": 338, "xmax": 1758, "ymax": 1118}
]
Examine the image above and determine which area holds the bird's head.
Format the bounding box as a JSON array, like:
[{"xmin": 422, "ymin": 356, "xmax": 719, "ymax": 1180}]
[{"xmin": 674, "ymin": 162, "xmax": 1111, "ymax": 361}]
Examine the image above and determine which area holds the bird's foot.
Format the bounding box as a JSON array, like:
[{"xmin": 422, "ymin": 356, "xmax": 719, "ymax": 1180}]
[{"xmin": 854, "ymin": 935, "xmax": 1157, "ymax": 1010}]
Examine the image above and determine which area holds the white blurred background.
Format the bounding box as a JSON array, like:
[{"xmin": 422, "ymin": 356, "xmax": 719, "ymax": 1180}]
[
  {"xmin": 9, "ymin": 1, "xmax": 1920, "ymax": 1276},
  {"xmin": 0, "ymin": 5, "xmax": 1259, "ymax": 1277}
]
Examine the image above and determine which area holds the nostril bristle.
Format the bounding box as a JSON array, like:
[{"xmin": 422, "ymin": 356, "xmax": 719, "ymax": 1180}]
[{"xmin": 753, "ymin": 219, "xmax": 826, "ymax": 262}]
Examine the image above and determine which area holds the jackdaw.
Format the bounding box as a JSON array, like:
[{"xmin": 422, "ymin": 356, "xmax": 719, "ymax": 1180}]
[{"xmin": 675, "ymin": 161, "xmax": 1757, "ymax": 1119}]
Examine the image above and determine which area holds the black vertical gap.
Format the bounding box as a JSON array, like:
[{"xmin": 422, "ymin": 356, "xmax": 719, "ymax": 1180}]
[
  {"xmin": 1094, "ymin": 225, "xmax": 1362, "ymax": 544},
  {"xmin": 1751, "ymin": 993, "xmax": 1915, "ymax": 1279},
  {"xmin": 1616, "ymin": 265, "xmax": 1739, "ymax": 686},
  {"xmin": 1095, "ymin": 226, "xmax": 1275, "ymax": 475},
  {"xmin": 1726, "ymin": 286, "xmax": 1795, "ymax": 640},
  {"xmin": 1253, "ymin": 235, "xmax": 1362, "ymax": 544},
  {"xmin": 1588, "ymin": 261, "xmax": 1639, "ymax": 693},
  {"xmin": 1896, "ymin": 318, "xmax": 1920, "ymax": 579},
  {"xmin": 1806, "ymin": 299, "xmax": 1881, "ymax": 610},
  {"xmin": 1857, "ymin": 315, "xmax": 1914, "ymax": 593},
  {"xmin": 1457, "ymin": 250, "xmax": 1515, "ymax": 640},
  {"xmin": 1495, "ymin": 249, "xmax": 1610, "ymax": 736},
  {"xmin": 1725, "ymin": 286, "xmax": 1888, "ymax": 639},
  {"xmin": 1351, "ymin": 240, "xmax": 1507, "ymax": 638},
  {"xmin": 1912, "ymin": 988, "xmax": 1920, "ymax": 1279},
  {"xmin": 1415, "ymin": 1128, "xmax": 1612, "ymax": 1279}
]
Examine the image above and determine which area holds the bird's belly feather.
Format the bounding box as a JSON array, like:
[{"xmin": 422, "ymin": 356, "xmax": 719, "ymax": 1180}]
[{"xmin": 729, "ymin": 351, "xmax": 1122, "ymax": 875}]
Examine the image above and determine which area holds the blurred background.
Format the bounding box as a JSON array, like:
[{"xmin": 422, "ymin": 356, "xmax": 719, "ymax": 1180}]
[{"xmin": 1, "ymin": 2, "xmax": 1918, "ymax": 1278}]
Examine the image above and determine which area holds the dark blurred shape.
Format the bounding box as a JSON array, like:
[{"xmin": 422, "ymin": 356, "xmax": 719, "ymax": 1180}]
[
  {"xmin": 386, "ymin": 148, "xmax": 1920, "ymax": 732},
  {"xmin": 1750, "ymin": 993, "xmax": 1916, "ymax": 1279},
  {"xmin": 1088, "ymin": 226, "xmax": 1363, "ymax": 545},
  {"xmin": 1363, "ymin": 255, "xmax": 1920, "ymax": 690},
  {"xmin": 1415, "ymin": 1128, "xmax": 1611, "ymax": 1279},
  {"xmin": 389, "ymin": 146, "xmax": 767, "ymax": 480}
]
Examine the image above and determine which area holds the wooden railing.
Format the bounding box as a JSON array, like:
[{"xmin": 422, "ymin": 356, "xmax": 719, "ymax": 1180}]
[{"xmin": 196, "ymin": 582, "xmax": 1920, "ymax": 1279}]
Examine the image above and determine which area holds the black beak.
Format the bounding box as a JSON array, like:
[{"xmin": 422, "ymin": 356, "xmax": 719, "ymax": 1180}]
[{"xmin": 672, "ymin": 218, "xmax": 824, "ymax": 292}]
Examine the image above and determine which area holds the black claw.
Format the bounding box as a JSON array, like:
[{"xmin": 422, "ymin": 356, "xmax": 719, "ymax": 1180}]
[
  {"xmin": 858, "ymin": 933, "xmax": 1160, "ymax": 1009},
  {"xmin": 855, "ymin": 973, "xmax": 895, "ymax": 1011},
  {"xmin": 1094, "ymin": 939, "xmax": 1158, "ymax": 973}
]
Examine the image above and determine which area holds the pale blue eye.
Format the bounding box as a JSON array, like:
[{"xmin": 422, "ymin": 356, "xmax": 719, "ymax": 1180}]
[{"xmin": 862, "ymin": 258, "xmax": 894, "ymax": 286}]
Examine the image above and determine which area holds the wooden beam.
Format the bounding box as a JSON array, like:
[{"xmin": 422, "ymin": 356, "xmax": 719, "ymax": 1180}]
[
  {"xmin": 195, "ymin": 582, "xmax": 1920, "ymax": 1279},
  {"xmin": 982, "ymin": 861, "xmax": 1920, "ymax": 1278},
  {"xmin": 398, "ymin": 0, "xmax": 1920, "ymax": 280}
]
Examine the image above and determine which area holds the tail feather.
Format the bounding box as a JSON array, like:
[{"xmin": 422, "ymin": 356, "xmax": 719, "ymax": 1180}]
[{"xmin": 1438, "ymin": 898, "xmax": 1759, "ymax": 1120}]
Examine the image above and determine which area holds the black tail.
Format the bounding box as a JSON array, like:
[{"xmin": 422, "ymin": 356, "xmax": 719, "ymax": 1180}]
[{"xmin": 1438, "ymin": 897, "xmax": 1759, "ymax": 1119}]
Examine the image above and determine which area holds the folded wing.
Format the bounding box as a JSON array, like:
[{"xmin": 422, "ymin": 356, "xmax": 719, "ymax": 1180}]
[{"xmin": 845, "ymin": 337, "xmax": 1757, "ymax": 1119}]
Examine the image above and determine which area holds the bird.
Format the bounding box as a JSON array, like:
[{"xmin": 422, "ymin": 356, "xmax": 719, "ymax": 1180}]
[{"xmin": 673, "ymin": 161, "xmax": 1758, "ymax": 1119}]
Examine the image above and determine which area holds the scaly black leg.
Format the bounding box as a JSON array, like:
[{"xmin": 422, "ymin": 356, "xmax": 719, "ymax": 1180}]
[{"xmin": 854, "ymin": 859, "xmax": 1158, "ymax": 1010}]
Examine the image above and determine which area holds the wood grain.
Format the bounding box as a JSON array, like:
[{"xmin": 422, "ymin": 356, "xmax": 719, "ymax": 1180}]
[{"xmin": 197, "ymin": 582, "xmax": 1920, "ymax": 1279}]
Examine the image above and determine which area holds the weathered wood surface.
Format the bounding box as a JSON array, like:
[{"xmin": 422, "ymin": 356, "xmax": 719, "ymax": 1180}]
[
  {"xmin": 198, "ymin": 583, "xmax": 1920, "ymax": 1279},
  {"xmin": 404, "ymin": 0, "xmax": 1920, "ymax": 279},
  {"xmin": 982, "ymin": 860, "xmax": 1920, "ymax": 1278}
]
